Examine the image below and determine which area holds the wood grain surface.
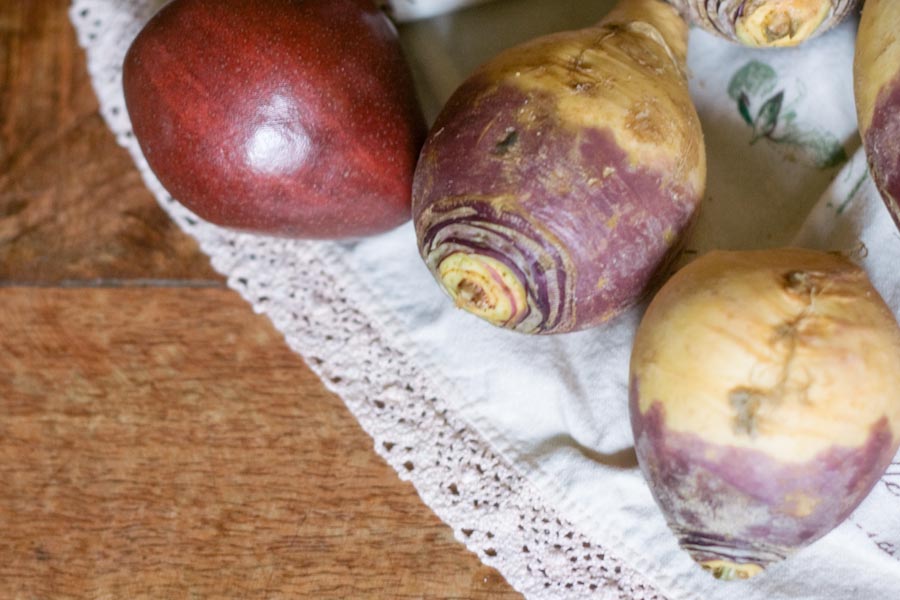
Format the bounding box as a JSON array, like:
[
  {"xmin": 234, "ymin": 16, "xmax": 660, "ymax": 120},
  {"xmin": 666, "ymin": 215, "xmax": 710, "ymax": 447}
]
[{"xmin": 0, "ymin": 1, "xmax": 520, "ymax": 597}]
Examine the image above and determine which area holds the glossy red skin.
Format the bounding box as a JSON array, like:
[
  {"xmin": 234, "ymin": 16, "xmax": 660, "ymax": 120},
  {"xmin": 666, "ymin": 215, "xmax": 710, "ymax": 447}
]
[{"xmin": 123, "ymin": 0, "xmax": 426, "ymax": 239}]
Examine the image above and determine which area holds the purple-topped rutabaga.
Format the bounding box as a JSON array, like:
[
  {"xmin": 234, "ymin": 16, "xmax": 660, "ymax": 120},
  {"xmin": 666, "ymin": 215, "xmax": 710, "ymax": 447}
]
[
  {"xmin": 855, "ymin": 0, "xmax": 900, "ymax": 231},
  {"xmin": 667, "ymin": 0, "xmax": 858, "ymax": 47},
  {"xmin": 630, "ymin": 249, "xmax": 900, "ymax": 580},
  {"xmin": 413, "ymin": 0, "xmax": 706, "ymax": 334}
]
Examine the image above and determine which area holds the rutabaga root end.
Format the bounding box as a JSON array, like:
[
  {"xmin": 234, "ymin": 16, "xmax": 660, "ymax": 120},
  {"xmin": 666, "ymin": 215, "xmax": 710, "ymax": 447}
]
[
  {"xmin": 700, "ymin": 560, "xmax": 764, "ymax": 581},
  {"xmin": 438, "ymin": 253, "xmax": 528, "ymax": 327},
  {"xmin": 668, "ymin": 0, "xmax": 858, "ymax": 48},
  {"xmin": 734, "ymin": 0, "xmax": 830, "ymax": 47}
]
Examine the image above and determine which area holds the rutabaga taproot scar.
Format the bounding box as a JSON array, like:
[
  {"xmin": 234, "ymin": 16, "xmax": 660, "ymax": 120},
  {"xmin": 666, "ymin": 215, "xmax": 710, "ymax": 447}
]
[{"xmin": 666, "ymin": 0, "xmax": 858, "ymax": 47}]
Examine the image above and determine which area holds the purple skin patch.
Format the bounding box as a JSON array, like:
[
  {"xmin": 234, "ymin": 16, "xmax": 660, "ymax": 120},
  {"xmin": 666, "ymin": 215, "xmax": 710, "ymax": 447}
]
[
  {"xmin": 413, "ymin": 76, "xmax": 700, "ymax": 334},
  {"xmin": 630, "ymin": 377, "xmax": 898, "ymax": 568},
  {"xmin": 866, "ymin": 74, "xmax": 900, "ymax": 231}
]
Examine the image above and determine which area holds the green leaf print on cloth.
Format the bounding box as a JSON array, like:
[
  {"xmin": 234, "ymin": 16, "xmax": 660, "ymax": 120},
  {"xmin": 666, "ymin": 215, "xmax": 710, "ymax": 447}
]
[{"xmin": 728, "ymin": 60, "xmax": 847, "ymax": 169}]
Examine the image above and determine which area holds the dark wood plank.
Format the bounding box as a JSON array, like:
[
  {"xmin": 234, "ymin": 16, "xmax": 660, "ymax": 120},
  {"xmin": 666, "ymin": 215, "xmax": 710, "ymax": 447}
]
[
  {"xmin": 0, "ymin": 0, "xmax": 219, "ymax": 284},
  {"xmin": 0, "ymin": 287, "xmax": 520, "ymax": 599}
]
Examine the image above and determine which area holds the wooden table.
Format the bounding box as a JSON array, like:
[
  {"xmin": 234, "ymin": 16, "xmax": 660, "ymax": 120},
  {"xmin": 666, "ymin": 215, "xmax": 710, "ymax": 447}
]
[{"xmin": 0, "ymin": 2, "xmax": 520, "ymax": 597}]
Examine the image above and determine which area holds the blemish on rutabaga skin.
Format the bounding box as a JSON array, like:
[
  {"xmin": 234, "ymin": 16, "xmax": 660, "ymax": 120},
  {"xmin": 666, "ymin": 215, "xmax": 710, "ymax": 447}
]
[
  {"xmin": 492, "ymin": 128, "xmax": 519, "ymax": 156},
  {"xmin": 724, "ymin": 269, "xmax": 832, "ymax": 437},
  {"xmin": 783, "ymin": 269, "xmax": 827, "ymax": 296},
  {"xmin": 729, "ymin": 387, "xmax": 766, "ymax": 437}
]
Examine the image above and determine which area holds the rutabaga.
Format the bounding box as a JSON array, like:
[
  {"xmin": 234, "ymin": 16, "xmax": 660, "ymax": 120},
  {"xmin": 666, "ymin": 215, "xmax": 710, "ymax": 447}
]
[
  {"xmin": 630, "ymin": 248, "xmax": 900, "ymax": 580},
  {"xmin": 412, "ymin": 0, "xmax": 706, "ymax": 334}
]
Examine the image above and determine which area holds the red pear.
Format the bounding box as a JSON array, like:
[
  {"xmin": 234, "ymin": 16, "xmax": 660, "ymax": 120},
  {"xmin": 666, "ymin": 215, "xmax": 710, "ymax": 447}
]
[{"xmin": 123, "ymin": 0, "xmax": 426, "ymax": 239}]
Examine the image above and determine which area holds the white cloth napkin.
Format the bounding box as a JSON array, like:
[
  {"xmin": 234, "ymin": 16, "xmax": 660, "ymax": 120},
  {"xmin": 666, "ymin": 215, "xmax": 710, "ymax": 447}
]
[
  {"xmin": 70, "ymin": 0, "xmax": 900, "ymax": 597},
  {"xmin": 381, "ymin": 0, "xmax": 497, "ymax": 21},
  {"xmin": 355, "ymin": 3, "xmax": 900, "ymax": 599}
]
